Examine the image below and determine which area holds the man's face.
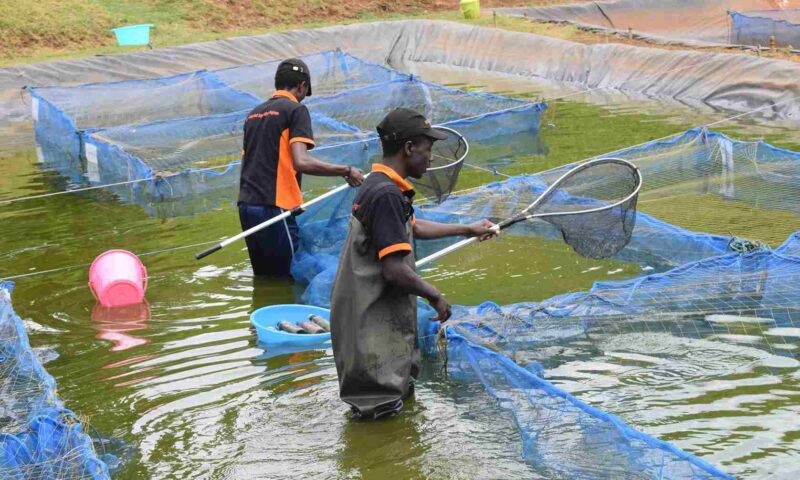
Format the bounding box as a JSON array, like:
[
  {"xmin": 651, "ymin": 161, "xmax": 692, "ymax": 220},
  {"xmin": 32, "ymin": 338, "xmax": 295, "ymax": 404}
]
[{"xmin": 405, "ymin": 137, "xmax": 434, "ymax": 179}]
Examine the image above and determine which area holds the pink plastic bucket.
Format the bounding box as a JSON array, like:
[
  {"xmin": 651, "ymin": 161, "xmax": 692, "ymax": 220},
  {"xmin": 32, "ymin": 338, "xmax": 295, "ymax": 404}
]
[{"xmin": 89, "ymin": 250, "xmax": 148, "ymax": 307}]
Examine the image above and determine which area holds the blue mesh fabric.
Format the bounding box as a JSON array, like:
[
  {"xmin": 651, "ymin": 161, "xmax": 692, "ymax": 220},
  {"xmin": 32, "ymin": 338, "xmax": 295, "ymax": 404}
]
[
  {"xmin": 287, "ymin": 127, "xmax": 800, "ymax": 479},
  {"xmin": 306, "ymin": 78, "xmax": 528, "ymax": 131},
  {"xmin": 33, "ymin": 56, "xmax": 545, "ymax": 217},
  {"xmin": 731, "ymin": 10, "xmax": 800, "ymax": 48},
  {"xmin": 212, "ymin": 50, "xmax": 408, "ymax": 99},
  {"xmin": 29, "ymin": 71, "xmax": 262, "ymax": 131},
  {"xmin": 0, "ymin": 282, "xmax": 111, "ymax": 480}
]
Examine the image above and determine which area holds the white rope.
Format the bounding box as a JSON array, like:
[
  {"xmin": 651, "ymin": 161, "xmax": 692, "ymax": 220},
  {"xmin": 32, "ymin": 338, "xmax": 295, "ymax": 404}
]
[{"xmin": 464, "ymin": 162, "xmax": 512, "ymax": 178}]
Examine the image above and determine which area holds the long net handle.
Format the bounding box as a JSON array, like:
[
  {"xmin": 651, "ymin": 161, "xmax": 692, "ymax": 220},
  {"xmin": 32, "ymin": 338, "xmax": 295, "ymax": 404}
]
[{"xmin": 196, "ymin": 174, "xmax": 368, "ymax": 260}]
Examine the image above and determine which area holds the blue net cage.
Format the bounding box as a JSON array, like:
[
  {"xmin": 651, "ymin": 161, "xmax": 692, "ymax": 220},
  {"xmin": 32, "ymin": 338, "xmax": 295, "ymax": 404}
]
[
  {"xmin": 28, "ymin": 70, "xmax": 263, "ymax": 188},
  {"xmin": 0, "ymin": 282, "xmax": 111, "ymax": 480},
  {"xmin": 730, "ymin": 9, "xmax": 800, "ymax": 48},
  {"xmin": 30, "ymin": 54, "xmax": 546, "ymax": 217},
  {"xmin": 79, "ymin": 109, "xmax": 368, "ymax": 217},
  {"xmin": 212, "ymin": 49, "xmax": 408, "ymax": 99},
  {"xmin": 26, "ymin": 50, "xmax": 401, "ymax": 193},
  {"xmin": 435, "ymin": 231, "xmax": 799, "ymax": 479},
  {"xmin": 306, "ymin": 77, "xmax": 529, "ymax": 131}
]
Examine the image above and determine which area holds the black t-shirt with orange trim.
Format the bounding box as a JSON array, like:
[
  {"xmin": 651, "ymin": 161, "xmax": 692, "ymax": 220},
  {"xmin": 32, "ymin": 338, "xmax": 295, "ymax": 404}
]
[
  {"xmin": 352, "ymin": 164, "xmax": 416, "ymax": 260},
  {"xmin": 238, "ymin": 90, "xmax": 316, "ymax": 210}
]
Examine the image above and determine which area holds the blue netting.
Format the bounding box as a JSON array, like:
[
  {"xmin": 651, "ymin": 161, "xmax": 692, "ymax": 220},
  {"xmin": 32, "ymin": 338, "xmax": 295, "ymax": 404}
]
[
  {"xmin": 78, "ymin": 109, "xmax": 366, "ymax": 216},
  {"xmin": 294, "ymin": 125, "xmax": 800, "ymax": 294},
  {"xmin": 29, "ymin": 71, "xmax": 262, "ymax": 131},
  {"xmin": 306, "ymin": 77, "xmax": 528, "ymax": 131},
  {"xmin": 31, "ymin": 54, "xmax": 545, "ymax": 216},
  {"xmin": 433, "ymin": 230, "xmax": 800, "ymax": 479},
  {"xmin": 0, "ymin": 282, "xmax": 111, "ymax": 480},
  {"xmin": 443, "ymin": 331, "xmax": 734, "ymax": 479},
  {"xmin": 25, "ymin": 50, "xmax": 402, "ymax": 194},
  {"xmin": 731, "ymin": 10, "xmax": 800, "ymax": 48},
  {"xmin": 287, "ymin": 126, "xmax": 800, "ymax": 478},
  {"xmin": 28, "ymin": 70, "xmax": 263, "ymax": 189},
  {"xmin": 212, "ymin": 50, "xmax": 408, "ymax": 98}
]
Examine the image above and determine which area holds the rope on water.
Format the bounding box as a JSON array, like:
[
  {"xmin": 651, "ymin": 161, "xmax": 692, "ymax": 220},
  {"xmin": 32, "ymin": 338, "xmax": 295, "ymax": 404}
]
[
  {"xmin": 436, "ymin": 322, "xmax": 454, "ymax": 375},
  {"xmin": 435, "ymin": 315, "xmax": 514, "ymax": 375}
]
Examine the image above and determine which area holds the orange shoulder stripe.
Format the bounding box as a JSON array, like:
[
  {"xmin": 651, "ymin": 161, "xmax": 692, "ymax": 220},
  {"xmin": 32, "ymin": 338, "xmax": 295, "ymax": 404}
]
[
  {"xmin": 289, "ymin": 137, "xmax": 316, "ymax": 147},
  {"xmin": 378, "ymin": 243, "xmax": 412, "ymax": 259}
]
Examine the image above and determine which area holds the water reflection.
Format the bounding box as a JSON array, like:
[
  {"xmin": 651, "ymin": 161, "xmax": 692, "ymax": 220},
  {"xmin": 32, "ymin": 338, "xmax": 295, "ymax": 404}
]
[{"xmin": 92, "ymin": 301, "xmax": 151, "ymax": 352}]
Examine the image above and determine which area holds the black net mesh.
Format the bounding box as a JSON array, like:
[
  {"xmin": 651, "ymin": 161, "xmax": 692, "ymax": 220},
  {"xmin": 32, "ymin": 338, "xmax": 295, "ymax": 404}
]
[
  {"xmin": 409, "ymin": 127, "xmax": 467, "ymax": 204},
  {"xmin": 529, "ymin": 159, "xmax": 641, "ymax": 259}
]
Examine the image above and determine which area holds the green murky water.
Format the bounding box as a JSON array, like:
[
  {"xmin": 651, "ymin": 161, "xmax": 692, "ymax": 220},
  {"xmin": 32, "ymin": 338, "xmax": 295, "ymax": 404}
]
[{"xmin": 1, "ymin": 65, "xmax": 799, "ymax": 479}]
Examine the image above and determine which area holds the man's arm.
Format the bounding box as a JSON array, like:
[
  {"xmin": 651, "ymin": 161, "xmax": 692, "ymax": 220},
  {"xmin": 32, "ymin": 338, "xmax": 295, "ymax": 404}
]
[
  {"xmin": 413, "ymin": 218, "xmax": 497, "ymax": 241},
  {"xmin": 381, "ymin": 253, "xmax": 451, "ymax": 321},
  {"xmin": 291, "ymin": 142, "xmax": 364, "ymax": 186}
]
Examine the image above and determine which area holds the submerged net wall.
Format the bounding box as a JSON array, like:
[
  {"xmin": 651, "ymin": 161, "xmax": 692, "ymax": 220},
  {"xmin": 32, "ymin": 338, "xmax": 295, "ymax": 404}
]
[
  {"xmin": 33, "ymin": 51, "xmax": 544, "ymax": 217},
  {"xmin": 443, "ymin": 330, "xmax": 735, "ymax": 479},
  {"xmin": 438, "ymin": 232, "xmax": 799, "ymax": 479},
  {"xmin": 287, "ymin": 126, "xmax": 800, "ymax": 478},
  {"xmin": 0, "ymin": 282, "xmax": 110, "ymax": 479},
  {"xmin": 731, "ymin": 9, "xmax": 800, "ymax": 48}
]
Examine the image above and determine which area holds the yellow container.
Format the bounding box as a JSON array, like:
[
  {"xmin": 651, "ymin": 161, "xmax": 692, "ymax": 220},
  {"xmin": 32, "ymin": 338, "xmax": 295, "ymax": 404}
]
[{"xmin": 460, "ymin": 0, "xmax": 480, "ymax": 19}]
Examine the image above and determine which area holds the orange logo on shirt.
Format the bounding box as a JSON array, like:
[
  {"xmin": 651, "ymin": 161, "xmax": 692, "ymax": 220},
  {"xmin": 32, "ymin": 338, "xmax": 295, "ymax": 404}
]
[{"xmin": 247, "ymin": 111, "xmax": 280, "ymax": 121}]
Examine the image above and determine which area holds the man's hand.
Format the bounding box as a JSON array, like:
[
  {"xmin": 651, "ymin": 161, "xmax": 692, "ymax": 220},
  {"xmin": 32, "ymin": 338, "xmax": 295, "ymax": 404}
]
[
  {"xmin": 429, "ymin": 293, "xmax": 452, "ymax": 322},
  {"xmin": 344, "ymin": 167, "xmax": 365, "ymax": 187},
  {"xmin": 467, "ymin": 219, "xmax": 498, "ymax": 242}
]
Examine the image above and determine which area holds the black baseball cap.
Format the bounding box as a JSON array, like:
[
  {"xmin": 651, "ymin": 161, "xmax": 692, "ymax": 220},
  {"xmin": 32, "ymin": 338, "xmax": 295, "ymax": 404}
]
[
  {"xmin": 376, "ymin": 108, "xmax": 447, "ymax": 142},
  {"xmin": 275, "ymin": 58, "xmax": 312, "ymax": 96}
]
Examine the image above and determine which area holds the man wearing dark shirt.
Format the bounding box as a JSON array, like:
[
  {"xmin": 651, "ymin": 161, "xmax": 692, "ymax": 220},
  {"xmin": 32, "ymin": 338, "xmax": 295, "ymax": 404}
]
[
  {"xmin": 330, "ymin": 108, "xmax": 496, "ymax": 420},
  {"xmin": 239, "ymin": 58, "xmax": 364, "ymax": 277}
]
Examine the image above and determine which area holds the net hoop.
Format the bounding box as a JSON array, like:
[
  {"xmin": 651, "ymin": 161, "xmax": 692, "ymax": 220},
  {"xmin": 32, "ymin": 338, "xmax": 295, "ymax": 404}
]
[
  {"xmin": 427, "ymin": 126, "xmax": 469, "ymax": 172},
  {"xmin": 519, "ymin": 157, "xmax": 643, "ymax": 222}
]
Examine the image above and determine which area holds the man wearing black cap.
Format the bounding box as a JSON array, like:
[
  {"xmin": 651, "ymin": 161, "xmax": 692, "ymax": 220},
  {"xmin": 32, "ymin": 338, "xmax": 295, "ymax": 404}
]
[
  {"xmin": 238, "ymin": 58, "xmax": 365, "ymax": 277},
  {"xmin": 330, "ymin": 108, "xmax": 496, "ymax": 420}
]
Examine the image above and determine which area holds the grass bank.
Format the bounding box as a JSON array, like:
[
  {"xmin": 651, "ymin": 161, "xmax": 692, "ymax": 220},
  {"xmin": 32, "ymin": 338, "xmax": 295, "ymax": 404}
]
[
  {"xmin": 2, "ymin": 0, "xmax": 797, "ymax": 68},
  {"xmin": 0, "ymin": 0, "xmax": 543, "ymax": 66}
]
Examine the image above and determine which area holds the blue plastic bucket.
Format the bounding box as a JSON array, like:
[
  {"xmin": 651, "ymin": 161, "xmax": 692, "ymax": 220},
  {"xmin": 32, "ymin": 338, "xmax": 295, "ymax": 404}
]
[
  {"xmin": 111, "ymin": 24, "xmax": 153, "ymax": 46},
  {"xmin": 250, "ymin": 304, "xmax": 331, "ymax": 347}
]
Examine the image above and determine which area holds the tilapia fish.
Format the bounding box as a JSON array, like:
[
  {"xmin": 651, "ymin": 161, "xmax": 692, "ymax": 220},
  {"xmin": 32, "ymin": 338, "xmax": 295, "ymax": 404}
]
[
  {"xmin": 278, "ymin": 320, "xmax": 306, "ymax": 334},
  {"xmin": 308, "ymin": 314, "xmax": 330, "ymax": 332},
  {"xmin": 298, "ymin": 321, "xmax": 326, "ymax": 334}
]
